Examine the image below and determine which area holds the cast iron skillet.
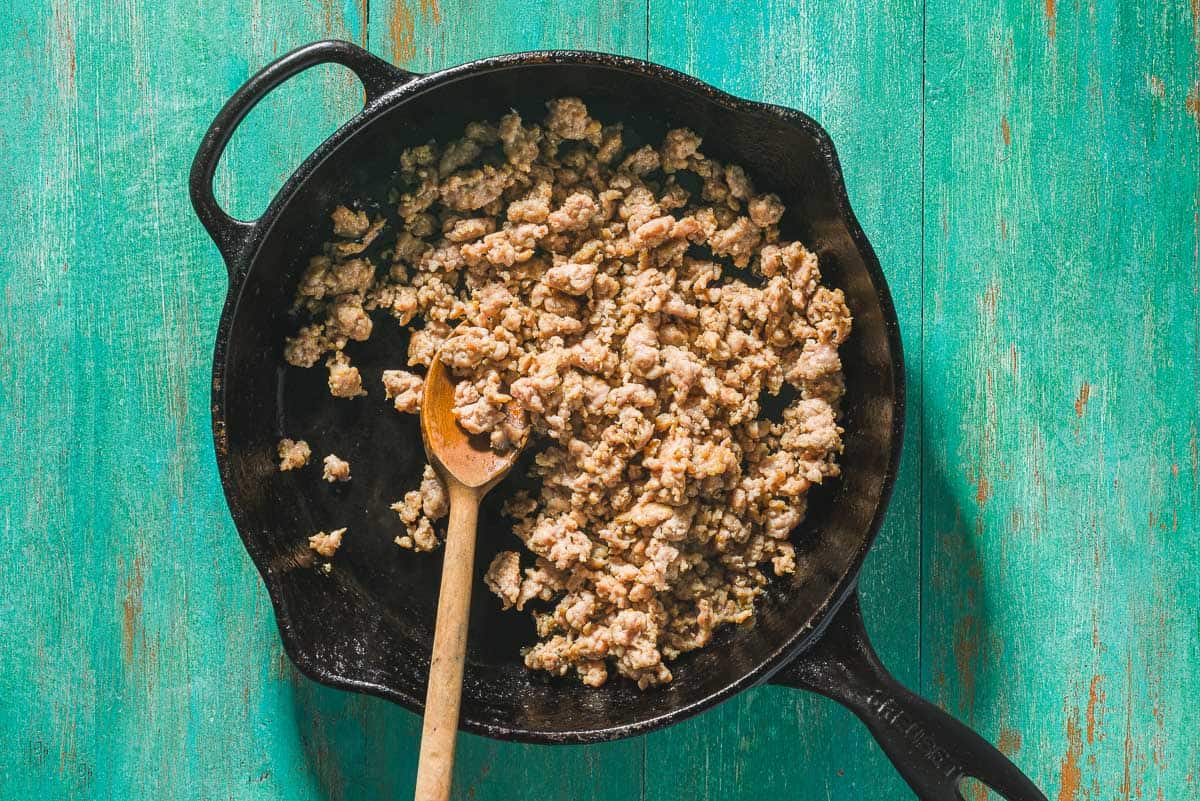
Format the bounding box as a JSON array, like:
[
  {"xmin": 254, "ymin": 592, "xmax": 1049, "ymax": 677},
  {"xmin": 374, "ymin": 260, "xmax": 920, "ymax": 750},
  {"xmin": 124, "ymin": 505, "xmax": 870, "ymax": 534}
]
[{"xmin": 190, "ymin": 40, "xmax": 1047, "ymax": 801}]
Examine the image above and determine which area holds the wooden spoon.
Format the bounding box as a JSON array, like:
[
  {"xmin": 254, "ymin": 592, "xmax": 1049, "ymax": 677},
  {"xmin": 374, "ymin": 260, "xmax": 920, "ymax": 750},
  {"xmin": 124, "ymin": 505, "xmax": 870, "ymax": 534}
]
[{"xmin": 413, "ymin": 346, "xmax": 527, "ymax": 801}]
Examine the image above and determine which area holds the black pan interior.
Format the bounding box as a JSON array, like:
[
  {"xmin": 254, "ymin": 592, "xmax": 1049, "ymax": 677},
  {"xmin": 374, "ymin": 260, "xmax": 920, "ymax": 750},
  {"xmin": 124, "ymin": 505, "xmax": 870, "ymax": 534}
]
[{"xmin": 215, "ymin": 58, "xmax": 901, "ymax": 741}]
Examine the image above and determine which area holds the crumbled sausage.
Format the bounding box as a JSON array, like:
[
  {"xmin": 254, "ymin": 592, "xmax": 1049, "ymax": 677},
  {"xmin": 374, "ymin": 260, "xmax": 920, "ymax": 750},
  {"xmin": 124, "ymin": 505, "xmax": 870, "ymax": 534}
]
[
  {"xmin": 619, "ymin": 145, "xmax": 661, "ymax": 176},
  {"xmin": 277, "ymin": 438, "xmax": 311, "ymax": 471},
  {"xmin": 440, "ymin": 165, "xmax": 513, "ymax": 211},
  {"xmin": 282, "ymin": 98, "xmax": 850, "ymax": 689},
  {"xmin": 543, "ymin": 261, "xmax": 598, "ymax": 296},
  {"xmin": 331, "ymin": 205, "xmax": 370, "ymax": 238},
  {"xmin": 322, "ymin": 454, "xmax": 351, "ymax": 482},
  {"xmin": 660, "ymin": 128, "xmax": 702, "ymax": 172},
  {"xmin": 326, "ymin": 295, "xmax": 373, "ymax": 343},
  {"xmin": 326, "ymin": 351, "xmax": 366, "ymax": 398},
  {"xmin": 298, "ymin": 256, "xmax": 375, "ymax": 300},
  {"xmin": 382, "ymin": 369, "xmax": 423, "ymax": 414},
  {"xmin": 547, "ymin": 192, "xmax": 598, "ymax": 233},
  {"xmin": 484, "ymin": 551, "xmax": 523, "ymax": 609},
  {"xmin": 545, "ymin": 97, "xmax": 600, "ymax": 142},
  {"xmin": 748, "ymin": 193, "xmax": 785, "ymax": 227},
  {"xmin": 499, "ymin": 112, "xmax": 542, "ymax": 172},
  {"xmin": 284, "ymin": 324, "xmax": 327, "ymax": 368},
  {"xmin": 308, "ymin": 527, "xmax": 345, "ymax": 558},
  {"xmin": 391, "ymin": 465, "xmax": 450, "ymax": 551}
]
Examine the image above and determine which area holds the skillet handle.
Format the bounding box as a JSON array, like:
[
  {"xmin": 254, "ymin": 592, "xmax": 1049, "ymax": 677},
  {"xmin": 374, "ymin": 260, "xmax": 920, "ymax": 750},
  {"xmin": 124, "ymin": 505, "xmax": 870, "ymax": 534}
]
[
  {"xmin": 770, "ymin": 591, "xmax": 1047, "ymax": 801},
  {"xmin": 189, "ymin": 40, "xmax": 415, "ymax": 274}
]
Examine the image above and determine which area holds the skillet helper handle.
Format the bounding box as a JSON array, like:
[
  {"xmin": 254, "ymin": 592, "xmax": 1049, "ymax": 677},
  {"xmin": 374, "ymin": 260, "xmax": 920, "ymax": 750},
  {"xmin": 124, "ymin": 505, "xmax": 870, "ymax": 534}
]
[
  {"xmin": 413, "ymin": 483, "xmax": 480, "ymax": 801},
  {"xmin": 772, "ymin": 592, "xmax": 1047, "ymax": 801},
  {"xmin": 189, "ymin": 40, "xmax": 413, "ymax": 273}
]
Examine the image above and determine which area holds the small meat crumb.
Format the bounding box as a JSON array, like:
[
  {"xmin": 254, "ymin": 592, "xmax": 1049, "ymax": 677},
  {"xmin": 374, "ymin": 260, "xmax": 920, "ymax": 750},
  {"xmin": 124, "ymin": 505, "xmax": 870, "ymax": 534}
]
[
  {"xmin": 277, "ymin": 438, "xmax": 311, "ymax": 471},
  {"xmin": 484, "ymin": 551, "xmax": 522, "ymax": 609},
  {"xmin": 308, "ymin": 527, "xmax": 345, "ymax": 558},
  {"xmin": 331, "ymin": 205, "xmax": 370, "ymax": 238},
  {"xmin": 545, "ymin": 97, "xmax": 599, "ymax": 142},
  {"xmin": 390, "ymin": 465, "xmax": 450, "ymax": 551},
  {"xmin": 284, "ymin": 325, "xmax": 326, "ymax": 368},
  {"xmin": 322, "ymin": 454, "xmax": 351, "ymax": 482},
  {"xmin": 327, "ymin": 351, "xmax": 367, "ymax": 398},
  {"xmin": 382, "ymin": 369, "xmax": 424, "ymax": 414}
]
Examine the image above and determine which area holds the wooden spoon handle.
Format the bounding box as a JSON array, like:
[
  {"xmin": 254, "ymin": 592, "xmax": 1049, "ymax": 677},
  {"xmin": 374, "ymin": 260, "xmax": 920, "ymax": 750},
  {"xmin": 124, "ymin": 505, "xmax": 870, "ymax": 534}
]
[{"xmin": 414, "ymin": 482, "xmax": 479, "ymax": 801}]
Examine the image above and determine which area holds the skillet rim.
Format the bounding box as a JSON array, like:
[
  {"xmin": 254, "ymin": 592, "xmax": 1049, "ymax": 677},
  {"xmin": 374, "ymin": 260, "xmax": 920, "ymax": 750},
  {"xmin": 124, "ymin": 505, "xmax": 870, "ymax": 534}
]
[{"xmin": 207, "ymin": 45, "xmax": 907, "ymax": 744}]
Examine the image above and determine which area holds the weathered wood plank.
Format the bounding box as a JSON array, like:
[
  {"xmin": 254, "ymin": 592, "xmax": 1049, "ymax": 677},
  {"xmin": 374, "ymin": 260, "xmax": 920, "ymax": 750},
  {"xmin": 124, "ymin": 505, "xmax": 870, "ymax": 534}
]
[
  {"xmin": 0, "ymin": 1, "xmax": 373, "ymax": 799},
  {"xmin": 4, "ymin": 1, "xmax": 1199, "ymax": 800},
  {"xmin": 0, "ymin": 2, "xmax": 89, "ymax": 796},
  {"xmin": 923, "ymin": 0, "xmax": 1200, "ymax": 798},
  {"xmin": 643, "ymin": 1, "xmax": 925, "ymax": 799},
  {"xmin": 374, "ymin": 0, "xmax": 645, "ymax": 66}
]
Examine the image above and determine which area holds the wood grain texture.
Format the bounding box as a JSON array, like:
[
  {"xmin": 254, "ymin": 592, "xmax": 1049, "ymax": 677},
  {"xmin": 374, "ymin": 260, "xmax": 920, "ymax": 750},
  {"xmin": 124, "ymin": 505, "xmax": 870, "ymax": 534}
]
[
  {"xmin": 923, "ymin": 1, "xmax": 1200, "ymax": 800},
  {"xmin": 0, "ymin": 1, "xmax": 380, "ymax": 800},
  {"xmin": 1, "ymin": 0, "xmax": 1197, "ymax": 799},
  {"xmin": 413, "ymin": 483, "xmax": 480, "ymax": 801}
]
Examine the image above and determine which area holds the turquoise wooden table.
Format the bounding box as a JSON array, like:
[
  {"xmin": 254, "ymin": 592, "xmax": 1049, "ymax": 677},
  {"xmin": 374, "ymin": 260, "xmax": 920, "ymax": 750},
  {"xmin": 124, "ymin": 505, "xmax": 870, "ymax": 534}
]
[{"xmin": 2, "ymin": 1, "xmax": 1197, "ymax": 799}]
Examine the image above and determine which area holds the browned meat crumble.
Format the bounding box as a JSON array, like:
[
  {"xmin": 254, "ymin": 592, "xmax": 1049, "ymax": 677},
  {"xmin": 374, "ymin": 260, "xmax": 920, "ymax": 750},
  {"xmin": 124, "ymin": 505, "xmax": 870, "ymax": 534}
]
[
  {"xmin": 382, "ymin": 369, "xmax": 423, "ymax": 413},
  {"xmin": 277, "ymin": 438, "xmax": 311, "ymax": 471},
  {"xmin": 322, "ymin": 454, "xmax": 351, "ymax": 483},
  {"xmin": 390, "ymin": 465, "xmax": 449, "ymax": 551},
  {"xmin": 283, "ymin": 98, "xmax": 851, "ymax": 689},
  {"xmin": 308, "ymin": 527, "xmax": 345, "ymax": 558}
]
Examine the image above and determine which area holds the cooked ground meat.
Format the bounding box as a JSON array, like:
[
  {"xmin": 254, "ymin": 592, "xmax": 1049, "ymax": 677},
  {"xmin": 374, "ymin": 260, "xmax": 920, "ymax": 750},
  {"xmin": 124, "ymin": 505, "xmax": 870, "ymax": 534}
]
[
  {"xmin": 382, "ymin": 369, "xmax": 424, "ymax": 414},
  {"xmin": 282, "ymin": 99, "xmax": 850, "ymax": 690},
  {"xmin": 308, "ymin": 527, "xmax": 345, "ymax": 558},
  {"xmin": 277, "ymin": 438, "xmax": 311, "ymax": 471},
  {"xmin": 331, "ymin": 205, "xmax": 370, "ymax": 238},
  {"xmin": 326, "ymin": 351, "xmax": 366, "ymax": 398},
  {"xmin": 390, "ymin": 465, "xmax": 450, "ymax": 551},
  {"xmin": 483, "ymin": 550, "xmax": 522, "ymax": 609},
  {"xmin": 322, "ymin": 454, "xmax": 351, "ymax": 482}
]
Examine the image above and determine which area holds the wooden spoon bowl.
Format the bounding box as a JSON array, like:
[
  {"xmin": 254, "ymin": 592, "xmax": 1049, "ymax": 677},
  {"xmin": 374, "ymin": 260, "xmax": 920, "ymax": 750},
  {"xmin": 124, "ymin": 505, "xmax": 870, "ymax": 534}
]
[{"xmin": 420, "ymin": 355, "xmax": 524, "ymax": 492}]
